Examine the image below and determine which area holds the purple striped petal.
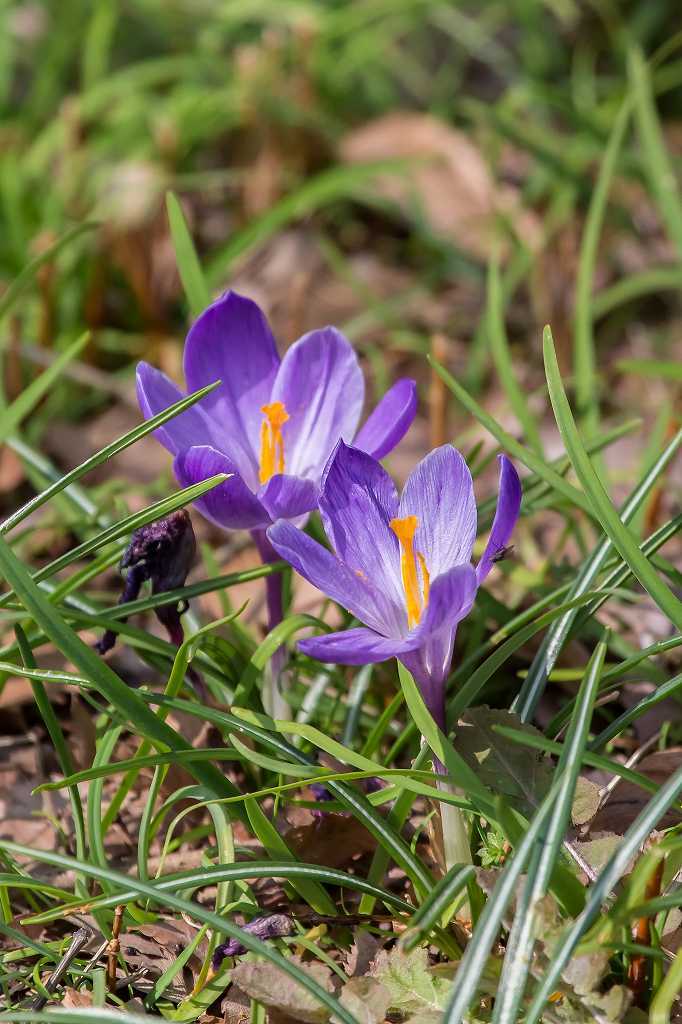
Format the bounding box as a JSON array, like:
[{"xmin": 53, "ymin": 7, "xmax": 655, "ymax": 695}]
[
  {"xmin": 266, "ymin": 520, "xmax": 399, "ymax": 637},
  {"xmin": 258, "ymin": 474, "xmax": 318, "ymax": 523},
  {"xmin": 399, "ymin": 445, "xmax": 476, "ymax": 577},
  {"xmin": 318, "ymin": 442, "xmax": 404, "ymax": 625},
  {"xmin": 183, "ymin": 292, "xmax": 280, "ymax": 486},
  {"xmin": 476, "ymin": 454, "xmax": 522, "ymax": 584},
  {"xmin": 271, "ymin": 327, "xmax": 364, "ymax": 479},
  {"xmin": 353, "ymin": 378, "xmax": 417, "ymax": 459},
  {"xmin": 299, "ymin": 627, "xmax": 411, "ymax": 665},
  {"xmin": 136, "ymin": 363, "xmax": 217, "ymax": 456},
  {"xmin": 174, "ymin": 445, "xmax": 270, "ymax": 531}
]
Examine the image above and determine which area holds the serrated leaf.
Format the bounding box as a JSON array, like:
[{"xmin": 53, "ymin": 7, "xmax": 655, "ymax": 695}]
[
  {"xmin": 370, "ymin": 947, "xmax": 450, "ymax": 1016},
  {"xmin": 453, "ymin": 707, "xmax": 553, "ymax": 817}
]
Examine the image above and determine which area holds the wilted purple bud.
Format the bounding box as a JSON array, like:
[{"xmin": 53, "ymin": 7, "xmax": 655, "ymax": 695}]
[
  {"xmin": 96, "ymin": 509, "xmax": 196, "ymax": 654},
  {"xmin": 212, "ymin": 914, "xmax": 295, "ymax": 969}
]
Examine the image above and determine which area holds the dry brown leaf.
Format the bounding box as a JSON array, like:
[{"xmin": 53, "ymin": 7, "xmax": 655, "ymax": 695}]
[
  {"xmin": 339, "ymin": 112, "xmax": 541, "ymax": 260},
  {"xmin": 62, "ymin": 988, "xmax": 94, "ymax": 1008},
  {"xmin": 286, "ymin": 813, "xmax": 376, "ymax": 868},
  {"xmin": 591, "ymin": 749, "xmax": 682, "ymax": 834}
]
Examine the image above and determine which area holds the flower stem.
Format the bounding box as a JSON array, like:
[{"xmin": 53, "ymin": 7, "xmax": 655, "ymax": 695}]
[{"xmin": 252, "ymin": 529, "xmax": 290, "ymax": 719}]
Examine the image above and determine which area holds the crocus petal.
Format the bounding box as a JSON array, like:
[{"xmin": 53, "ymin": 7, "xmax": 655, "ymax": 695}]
[
  {"xmin": 174, "ymin": 445, "xmax": 270, "ymax": 530},
  {"xmin": 258, "ymin": 474, "xmax": 318, "ymax": 522},
  {"xmin": 400, "ymin": 563, "xmax": 478, "ymax": 725},
  {"xmin": 266, "ymin": 520, "xmax": 399, "ymax": 637},
  {"xmin": 409, "ymin": 563, "xmax": 478, "ymax": 644},
  {"xmin": 271, "ymin": 327, "xmax": 364, "ymax": 479},
  {"xmin": 136, "ymin": 362, "xmax": 217, "ymax": 456},
  {"xmin": 476, "ymin": 454, "xmax": 522, "ymax": 584},
  {"xmin": 183, "ymin": 292, "xmax": 280, "ymax": 485},
  {"xmin": 353, "ymin": 378, "xmax": 418, "ymax": 460},
  {"xmin": 318, "ymin": 442, "xmax": 404, "ymax": 628},
  {"xmin": 399, "ymin": 445, "xmax": 477, "ymax": 577},
  {"xmin": 299, "ymin": 627, "xmax": 411, "ymax": 665}
]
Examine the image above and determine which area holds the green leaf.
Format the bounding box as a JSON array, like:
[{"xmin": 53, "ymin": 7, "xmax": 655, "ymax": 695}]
[
  {"xmin": 166, "ymin": 190, "xmax": 211, "ymax": 318},
  {"xmin": 542, "ymin": 325, "xmax": 682, "ymax": 630}
]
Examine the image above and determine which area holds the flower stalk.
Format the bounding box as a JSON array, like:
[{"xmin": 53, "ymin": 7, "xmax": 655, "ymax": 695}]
[{"xmin": 252, "ymin": 528, "xmax": 290, "ymax": 718}]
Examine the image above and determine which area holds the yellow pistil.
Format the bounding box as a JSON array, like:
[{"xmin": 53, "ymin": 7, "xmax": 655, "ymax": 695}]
[
  {"xmin": 258, "ymin": 401, "xmax": 289, "ymax": 484},
  {"xmin": 390, "ymin": 515, "xmax": 429, "ymax": 629}
]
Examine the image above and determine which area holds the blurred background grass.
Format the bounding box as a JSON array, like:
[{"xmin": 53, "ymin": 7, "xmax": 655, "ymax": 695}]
[{"xmin": 1, "ymin": 0, "xmax": 681, "ymax": 497}]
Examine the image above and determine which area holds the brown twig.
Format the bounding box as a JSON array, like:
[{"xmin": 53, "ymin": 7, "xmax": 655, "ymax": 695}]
[{"xmin": 106, "ymin": 905, "xmax": 125, "ymax": 994}]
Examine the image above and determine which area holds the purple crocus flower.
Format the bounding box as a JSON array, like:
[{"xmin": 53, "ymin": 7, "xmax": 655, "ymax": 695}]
[
  {"xmin": 267, "ymin": 441, "xmax": 521, "ymax": 736},
  {"xmin": 135, "ymin": 291, "xmax": 417, "ymax": 532}
]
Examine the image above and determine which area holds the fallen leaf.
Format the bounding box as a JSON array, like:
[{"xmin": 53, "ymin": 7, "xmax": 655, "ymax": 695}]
[
  {"xmin": 572, "ymin": 777, "xmax": 601, "ymax": 826},
  {"xmin": 590, "ymin": 749, "xmax": 682, "ymax": 833},
  {"xmin": 454, "ymin": 707, "xmax": 552, "ymax": 817},
  {"xmin": 231, "ymin": 956, "xmax": 335, "ymax": 1023},
  {"xmin": 334, "ymin": 977, "xmax": 391, "ymax": 1024},
  {"xmin": 339, "ymin": 112, "xmax": 541, "ymax": 260}
]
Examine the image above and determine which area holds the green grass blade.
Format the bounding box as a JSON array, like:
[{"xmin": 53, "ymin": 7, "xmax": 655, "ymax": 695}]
[
  {"xmin": 401, "ymin": 862, "xmax": 476, "ymax": 952},
  {"xmin": 0, "ymin": 223, "xmax": 96, "ymax": 324},
  {"xmin": 616, "ymin": 358, "xmax": 682, "ymax": 381},
  {"xmin": 0, "ymin": 841, "xmax": 360, "ymax": 1024},
  {"xmin": 629, "ymin": 45, "xmax": 682, "ymax": 256},
  {"xmin": 166, "ymin": 190, "xmax": 211, "ymax": 318},
  {"xmin": 428, "ymin": 355, "xmax": 596, "ymax": 519},
  {"xmin": 543, "ymin": 326, "xmax": 682, "ymax": 628},
  {"xmin": 1, "ymin": 380, "xmax": 220, "ymax": 535},
  {"xmin": 0, "ymin": 474, "xmax": 229, "ymax": 610},
  {"xmin": 523, "ymin": 761, "xmax": 682, "ymax": 1024},
  {"xmin": 513, "ymin": 424, "xmax": 682, "ymax": 720},
  {"xmin": 573, "ymin": 98, "xmax": 630, "ymax": 435},
  {"xmin": 0, "ymin": 332, "xmax": 89, "ymax": 443},
  {"xmin": 487, "ymin": 257, "xmax": 543, "ymax": 454},
  {"xmin": 491, "ymin": 635, "xmax": 607, "ymax": 1024},
  {"xmin": 0, "ymin": 534, "xmax": 245, "ymax": 812}
]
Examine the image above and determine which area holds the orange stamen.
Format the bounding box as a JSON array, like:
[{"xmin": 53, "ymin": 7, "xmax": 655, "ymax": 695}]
[
  {"xmin": 390, "ymin": 515, "xmax": 429, "ymax": 629},
  {"xmin": 259, "ymin": 401, "xmax": 289, "ymax": 483}
]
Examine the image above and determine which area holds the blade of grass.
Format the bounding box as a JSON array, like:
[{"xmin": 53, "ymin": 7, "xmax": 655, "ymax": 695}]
[
  {"xmin": 428, "ymin": 355, "xmax": 596, "ymax": 519},
  {"xmin": 573, "ymin": 98, "xmax": 630, "ymax": 436},
  {"xmin": 0, "ymin": 842, "xmax": 359, "ymax": 1024},
  {"xmin": 166, "ymin": 190, "xmax": 211, "ymax": 318},
  {"xmin": 0, "ymin": 223, "xmax": 96, "ymax": 324},
  {"xmin": 0, "ymin": 332, "xmax": 89, "ymax": 443},
  {"xmin": 1, "ymin": 381, "xmax": 220, "ymax": 535},
  {"xmin": 491, "ymin": 635, "xmax": 607, "ymax": 1024},
  {"xmin": 542, "ymin": 325, "xmax": 682, "ymax": 630},
  {"xmin": 629, "ymin": 45, "xmax": 682, "ymax": 256},
  {"xmin": 0, "ymin": 474, "xmax": 229, "ymax": 610},
  {"xmin": 523, "ymin": 761, "xmax": 682, "ymax": 1024},
  {"xmin": 0, "ymin": 534, "xmax": 247, "ymax": 814},
  {"xmin": 513, "ymin": 425, "xmax": 682, "ymax": 719},
  {"xmin": 487, "ymin": 256, "xmax": 543, "ymax": 454}
]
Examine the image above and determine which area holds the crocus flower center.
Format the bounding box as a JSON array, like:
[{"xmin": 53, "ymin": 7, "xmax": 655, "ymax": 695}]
[
  {"xmin": 389, "ymin": 514, "xmax": 430, "ymax": 629},
  {"xmin": 259, "ymin": 401, "xmax": 290, "ymax": 484}
]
